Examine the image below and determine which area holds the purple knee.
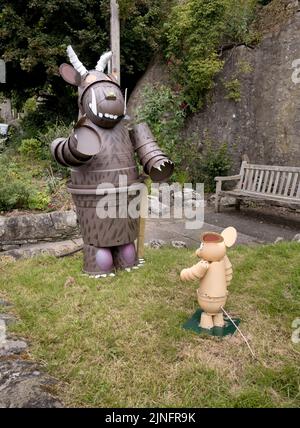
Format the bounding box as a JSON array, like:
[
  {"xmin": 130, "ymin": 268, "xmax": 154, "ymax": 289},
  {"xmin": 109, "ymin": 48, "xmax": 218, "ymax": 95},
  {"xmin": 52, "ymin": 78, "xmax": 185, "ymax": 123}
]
[
  {"xmin": 114, "ymin": 243, "xmax": 137, "ymax": 269},
  {"xmin": 119, "ymin": 243, "xmax": 136, "ymax": 265},
  {"xmin": 95, "ymin": 248, "xmax": 114, "ymax": 273}
]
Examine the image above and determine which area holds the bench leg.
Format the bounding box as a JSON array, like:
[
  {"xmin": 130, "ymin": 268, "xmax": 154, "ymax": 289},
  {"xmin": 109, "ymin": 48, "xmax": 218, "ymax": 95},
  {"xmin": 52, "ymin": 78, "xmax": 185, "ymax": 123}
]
[
  {"xmin": 235, "ymin": 199, "xmax": 241, "ymax": 211},
  {"xmin": 215, "ymin": 194, "xmax": 221, "ymax": 213}
]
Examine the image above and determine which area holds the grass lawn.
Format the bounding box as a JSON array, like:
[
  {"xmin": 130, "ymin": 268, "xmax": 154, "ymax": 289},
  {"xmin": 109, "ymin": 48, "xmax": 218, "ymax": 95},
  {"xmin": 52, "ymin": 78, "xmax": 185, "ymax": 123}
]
[{"xmin": 0, "ymin": 243, "xmax": 300, "ymax": 408}]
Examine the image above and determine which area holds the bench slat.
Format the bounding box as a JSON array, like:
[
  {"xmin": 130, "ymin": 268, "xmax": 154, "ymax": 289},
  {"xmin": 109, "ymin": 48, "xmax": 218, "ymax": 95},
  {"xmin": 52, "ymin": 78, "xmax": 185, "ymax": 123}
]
[
  {"xmin": 267, "ymin": 171, "xmax": 275, "ymax": 193},
  {"xmin": 257, "ymin": 170, "xmax": 265, "ymax": 193},
  {"xmin": 284, "ymin": 172, "xmax": 293, "ymax": 197},
  {"xmin": 252, "ymin": 169, "xmax": 259, "ymax": 192},
  {"xmin": 290, "ymin": 173, "xmax": 299, "ymax": 198},
  {"xmin": 245, "ymin": 164, "xmax": 300, "ymax": 173},
  {"xmin": 297, "ymin": 180, "xmax": 300, "ymax": 198},
  {"xmin": 272, "ymin": 171, "xmax": 281, "ymax": 195},
  {"xmin": 261, "ymin": 171, "xmax": 270, "ymax": 193},
  {"xmin": 278, "ymin": 172, "xmax": 286, "ymax": 195}
]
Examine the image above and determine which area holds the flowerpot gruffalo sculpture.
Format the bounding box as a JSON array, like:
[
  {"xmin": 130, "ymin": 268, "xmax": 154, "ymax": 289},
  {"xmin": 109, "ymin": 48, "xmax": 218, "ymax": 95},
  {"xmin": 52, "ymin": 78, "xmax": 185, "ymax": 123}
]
[{"xmin": 51, "ymin": 46, "xmax": 174, "ymax": 276}]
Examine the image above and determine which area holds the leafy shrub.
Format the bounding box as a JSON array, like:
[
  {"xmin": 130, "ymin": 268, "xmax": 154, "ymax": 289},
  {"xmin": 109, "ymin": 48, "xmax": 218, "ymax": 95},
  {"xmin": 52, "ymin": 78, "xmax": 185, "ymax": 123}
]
[
  {"xmin": 0, "ymin": 180, "xmax": 50, "ymax": 211},
  {"xmin": 23, "ymin": 96, "xmax": 38, "ymax": 115},
  {"xmin": 19, "ymin": 138, "xmax": 43, "ymax": 158},
  {"xmin": 135, "ymin": 84, "xmax": 185, "ymax": 153},
  {"xmin": 222, "ymin": 0, "xmax": 258, "ymax": 45},
  {"xmin": 135, "ymin": 84, "xmax": 196, "ymax": 182},
  {"xmin": 38, "ymin": 122, "xmax": 73, "ymax": 153},
  {"xmin": 20, "ymin": 108, "xmax": 51, "ymax": 137},
  {"xmin": 163, "ymin": 0, "xmax": 259, "ymax": 110},
  {"xmin": 28, "ymin": 191, "xmax": 50, "ymax": 210},
  {"xmin": 0, "ymin": 180, "xmax": 32, "ymax": 211},
  {"xmin": 0, "ymin": 155, "xmax": 51, "ymax": 212},
  {"xmin": 224, "ymin": 79, "xmax": 242, "ymax": 102},
  {"xmin": 38, "ymin": 122, "xmax": 73, "ymax": 176},
  {"xmin": 14, "ymin": 121, "xmax": 72, "ymax": 173},
  {"xmin": 135, "ymin": 84, "xmax": 234, "ymax": 188},
  {"xmin": 198, "ymin": 143, "xmax": 232, "ymax": 192}
]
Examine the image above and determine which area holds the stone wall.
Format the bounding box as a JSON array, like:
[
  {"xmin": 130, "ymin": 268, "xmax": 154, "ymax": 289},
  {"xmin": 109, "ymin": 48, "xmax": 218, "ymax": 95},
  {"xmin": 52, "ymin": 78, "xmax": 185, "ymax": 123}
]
[
  {"xmin": 129, "ymin": 1, "xmax": 300, "ymax": 174},
  {"xmin": 0, "ymin": 211, "xmax": 80, "ymax": 251},
  {"xmin": 184, "ymin": 6, "xmax": 300, "ymax": 172}
]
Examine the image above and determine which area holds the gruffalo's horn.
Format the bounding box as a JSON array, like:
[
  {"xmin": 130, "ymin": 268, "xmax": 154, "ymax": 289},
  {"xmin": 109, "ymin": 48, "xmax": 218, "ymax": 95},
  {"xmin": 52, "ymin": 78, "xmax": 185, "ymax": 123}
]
[
  {"xmin": 96, "ymin": 51, "xmax": 113, "ymax": 73},
  {"xmin": 67, "ymin": 45, "xmax": 88, "ymax": 76}
]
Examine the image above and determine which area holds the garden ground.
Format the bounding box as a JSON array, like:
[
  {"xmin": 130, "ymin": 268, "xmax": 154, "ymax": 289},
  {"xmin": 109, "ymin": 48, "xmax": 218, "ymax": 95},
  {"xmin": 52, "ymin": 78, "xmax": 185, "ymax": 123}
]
[
  {"xmin": 0, "ymin": 243, "xmax": 299, "ymax": 408},
  {"xmin": 145, "ymin": 203, "xmax": 300, "ymax": 248}
]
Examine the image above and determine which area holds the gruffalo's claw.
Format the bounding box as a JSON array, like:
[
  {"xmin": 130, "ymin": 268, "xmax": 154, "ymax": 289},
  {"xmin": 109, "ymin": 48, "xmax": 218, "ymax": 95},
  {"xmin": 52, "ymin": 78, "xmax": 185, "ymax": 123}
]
[{"xmin": 150, "ymin": 159, "xmax": 174, "ymax": 182}]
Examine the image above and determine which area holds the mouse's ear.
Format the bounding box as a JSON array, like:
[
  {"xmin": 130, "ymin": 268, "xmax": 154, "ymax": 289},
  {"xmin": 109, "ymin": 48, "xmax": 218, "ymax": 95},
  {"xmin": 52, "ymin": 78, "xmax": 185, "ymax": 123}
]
[
  {"xmin": 59, "ymin": 64, "xmax": 81, "ymax": 86},
  {"xmin": 221, "ymin": 227, "xmax": 237, "ymax": 248}
]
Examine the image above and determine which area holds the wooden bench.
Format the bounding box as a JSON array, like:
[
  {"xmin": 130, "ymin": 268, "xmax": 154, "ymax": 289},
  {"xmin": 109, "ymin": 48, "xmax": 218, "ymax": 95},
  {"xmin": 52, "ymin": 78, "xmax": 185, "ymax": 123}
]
[{"xmin": 214, "ymin": 161, "xmax": 300, "ymax": 212}]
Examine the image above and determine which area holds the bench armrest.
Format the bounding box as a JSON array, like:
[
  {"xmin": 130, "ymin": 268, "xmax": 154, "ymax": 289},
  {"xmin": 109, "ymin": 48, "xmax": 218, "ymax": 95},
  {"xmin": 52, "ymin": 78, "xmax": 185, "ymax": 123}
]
[{"xmin": 215, "ymin": 175, "xmax": 241, "ymax": 182}]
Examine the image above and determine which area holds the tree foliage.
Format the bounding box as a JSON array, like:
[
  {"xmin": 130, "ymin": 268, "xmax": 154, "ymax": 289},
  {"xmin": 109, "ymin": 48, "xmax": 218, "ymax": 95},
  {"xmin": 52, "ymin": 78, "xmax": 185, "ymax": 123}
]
[{"xmin": 0, "ymin": 0, "xmax": 169, "ymax": 118}]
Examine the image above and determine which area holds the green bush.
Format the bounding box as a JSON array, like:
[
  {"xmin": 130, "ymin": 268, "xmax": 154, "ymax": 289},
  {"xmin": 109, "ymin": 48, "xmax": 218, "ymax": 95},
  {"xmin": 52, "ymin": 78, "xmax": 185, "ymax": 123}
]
[
  {"xmin": 222, "ymin": 0, "xmax": 258, "ymax": 44},
  {"xmin": 135, "ymin": 84, "xmax": 195, "ymax": 182},
  {"xmin": 224, "ymin": 78, "xmax": 242, "ymax": 102},
  {"xmin": 19, "ymin": 138, "xmax": 43, "ymax": 158},
  {"xmin": 28, "ymin": 191, "xmax": 51, "ymax": 210},
  {"xmin": 163, "ymin": 0, "xmax": 259, "ymax": 110},
  {"xmin": 23, "ymin": 96, "xmax": 38, "ymax": 115},
  {"xmin": 13, "ymin": 121, "xmax": 72, "ymax": 172},
  {"xmin": 0, "ymin": 180, "xmax": 32, "ymax": 211},
  {"xmin": 38, "ymin": 122, "xmax": 73, "ymax": 153},
  {"xmin": 134, "ymin": 84, "xmax": 234, "ymax": 187},
  {"xmin": 38, "ymin": 122, "xmax": 73, "ymax": 176},
  {"xmin": 0, "ymin": 155, "xmax": 51, "ymax": 212},
  {"xmin": 198, "ymin": 143, "xmax": 232, "ymax": 192},
  {"xmin": 0, "ymin": 179, "xmax": 50, "ymax": 211}
]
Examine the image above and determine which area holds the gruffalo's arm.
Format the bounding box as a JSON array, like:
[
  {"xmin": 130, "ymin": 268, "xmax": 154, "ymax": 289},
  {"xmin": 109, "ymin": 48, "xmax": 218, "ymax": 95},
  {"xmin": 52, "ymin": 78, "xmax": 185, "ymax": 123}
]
[
  {"xmin": 130, "ymin": 122, "xmax": 174, "ymax": 182},
  {"xmin": 51, "ymin": 119, "xmax": 101, "ymax": 168}
]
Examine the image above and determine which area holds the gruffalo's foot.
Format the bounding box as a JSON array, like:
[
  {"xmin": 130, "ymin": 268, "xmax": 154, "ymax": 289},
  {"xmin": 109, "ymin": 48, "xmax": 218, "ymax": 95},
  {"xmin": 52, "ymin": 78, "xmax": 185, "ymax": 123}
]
[
  {"xmin": 113, "ymin": 243, "xmax": 138, "ymax": 270},
  {"xmin": 83, "ymin": 245, "xmax": 115, "ymax": 275}
]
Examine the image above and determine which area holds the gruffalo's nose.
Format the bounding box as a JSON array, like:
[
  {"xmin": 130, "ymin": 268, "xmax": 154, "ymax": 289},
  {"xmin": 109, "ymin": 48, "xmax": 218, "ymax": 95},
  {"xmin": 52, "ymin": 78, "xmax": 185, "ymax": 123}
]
[{"xmin": 105, "ymin": 91, "xmax": 117, "ymax": 100}]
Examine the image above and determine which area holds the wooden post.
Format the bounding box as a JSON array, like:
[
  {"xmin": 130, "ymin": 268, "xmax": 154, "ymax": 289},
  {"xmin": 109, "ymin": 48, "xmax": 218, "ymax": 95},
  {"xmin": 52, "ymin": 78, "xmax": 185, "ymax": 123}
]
[
  {"xmin": 110, "ymin": 0, "xmax": 121, "ymax": 85},
  {"xmin": 137, "ymin": 184, "xmax": 148, "ymax": 260},
  {"xmin": 0, "ymin": 59, "xmax": 6, "ymax": 83}
]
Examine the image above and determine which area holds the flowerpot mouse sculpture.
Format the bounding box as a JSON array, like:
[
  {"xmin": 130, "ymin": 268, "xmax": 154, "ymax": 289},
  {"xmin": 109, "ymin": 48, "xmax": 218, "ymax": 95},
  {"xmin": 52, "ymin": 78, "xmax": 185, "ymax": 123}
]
[
  {"xmin": 180, "ymin": 227, "xmax": 237, "ymax": 330},
  {"xmin": 51, "ymin": 46, "xmax": 174, "ymax": 276}
]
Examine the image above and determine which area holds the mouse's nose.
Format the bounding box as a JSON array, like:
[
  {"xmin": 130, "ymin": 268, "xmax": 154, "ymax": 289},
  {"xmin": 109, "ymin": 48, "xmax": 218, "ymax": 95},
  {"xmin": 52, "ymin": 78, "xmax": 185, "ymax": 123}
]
[{"xmin": 105, "ymin": 91, "xmax": 117, "ymax": 100}]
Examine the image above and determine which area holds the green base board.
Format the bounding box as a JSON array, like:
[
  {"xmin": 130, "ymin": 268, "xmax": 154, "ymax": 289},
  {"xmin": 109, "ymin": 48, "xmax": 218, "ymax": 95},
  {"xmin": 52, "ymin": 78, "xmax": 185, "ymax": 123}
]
[{"xmin": 183, "ymin": 309, "xmax": 240, "ymax": 337}]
